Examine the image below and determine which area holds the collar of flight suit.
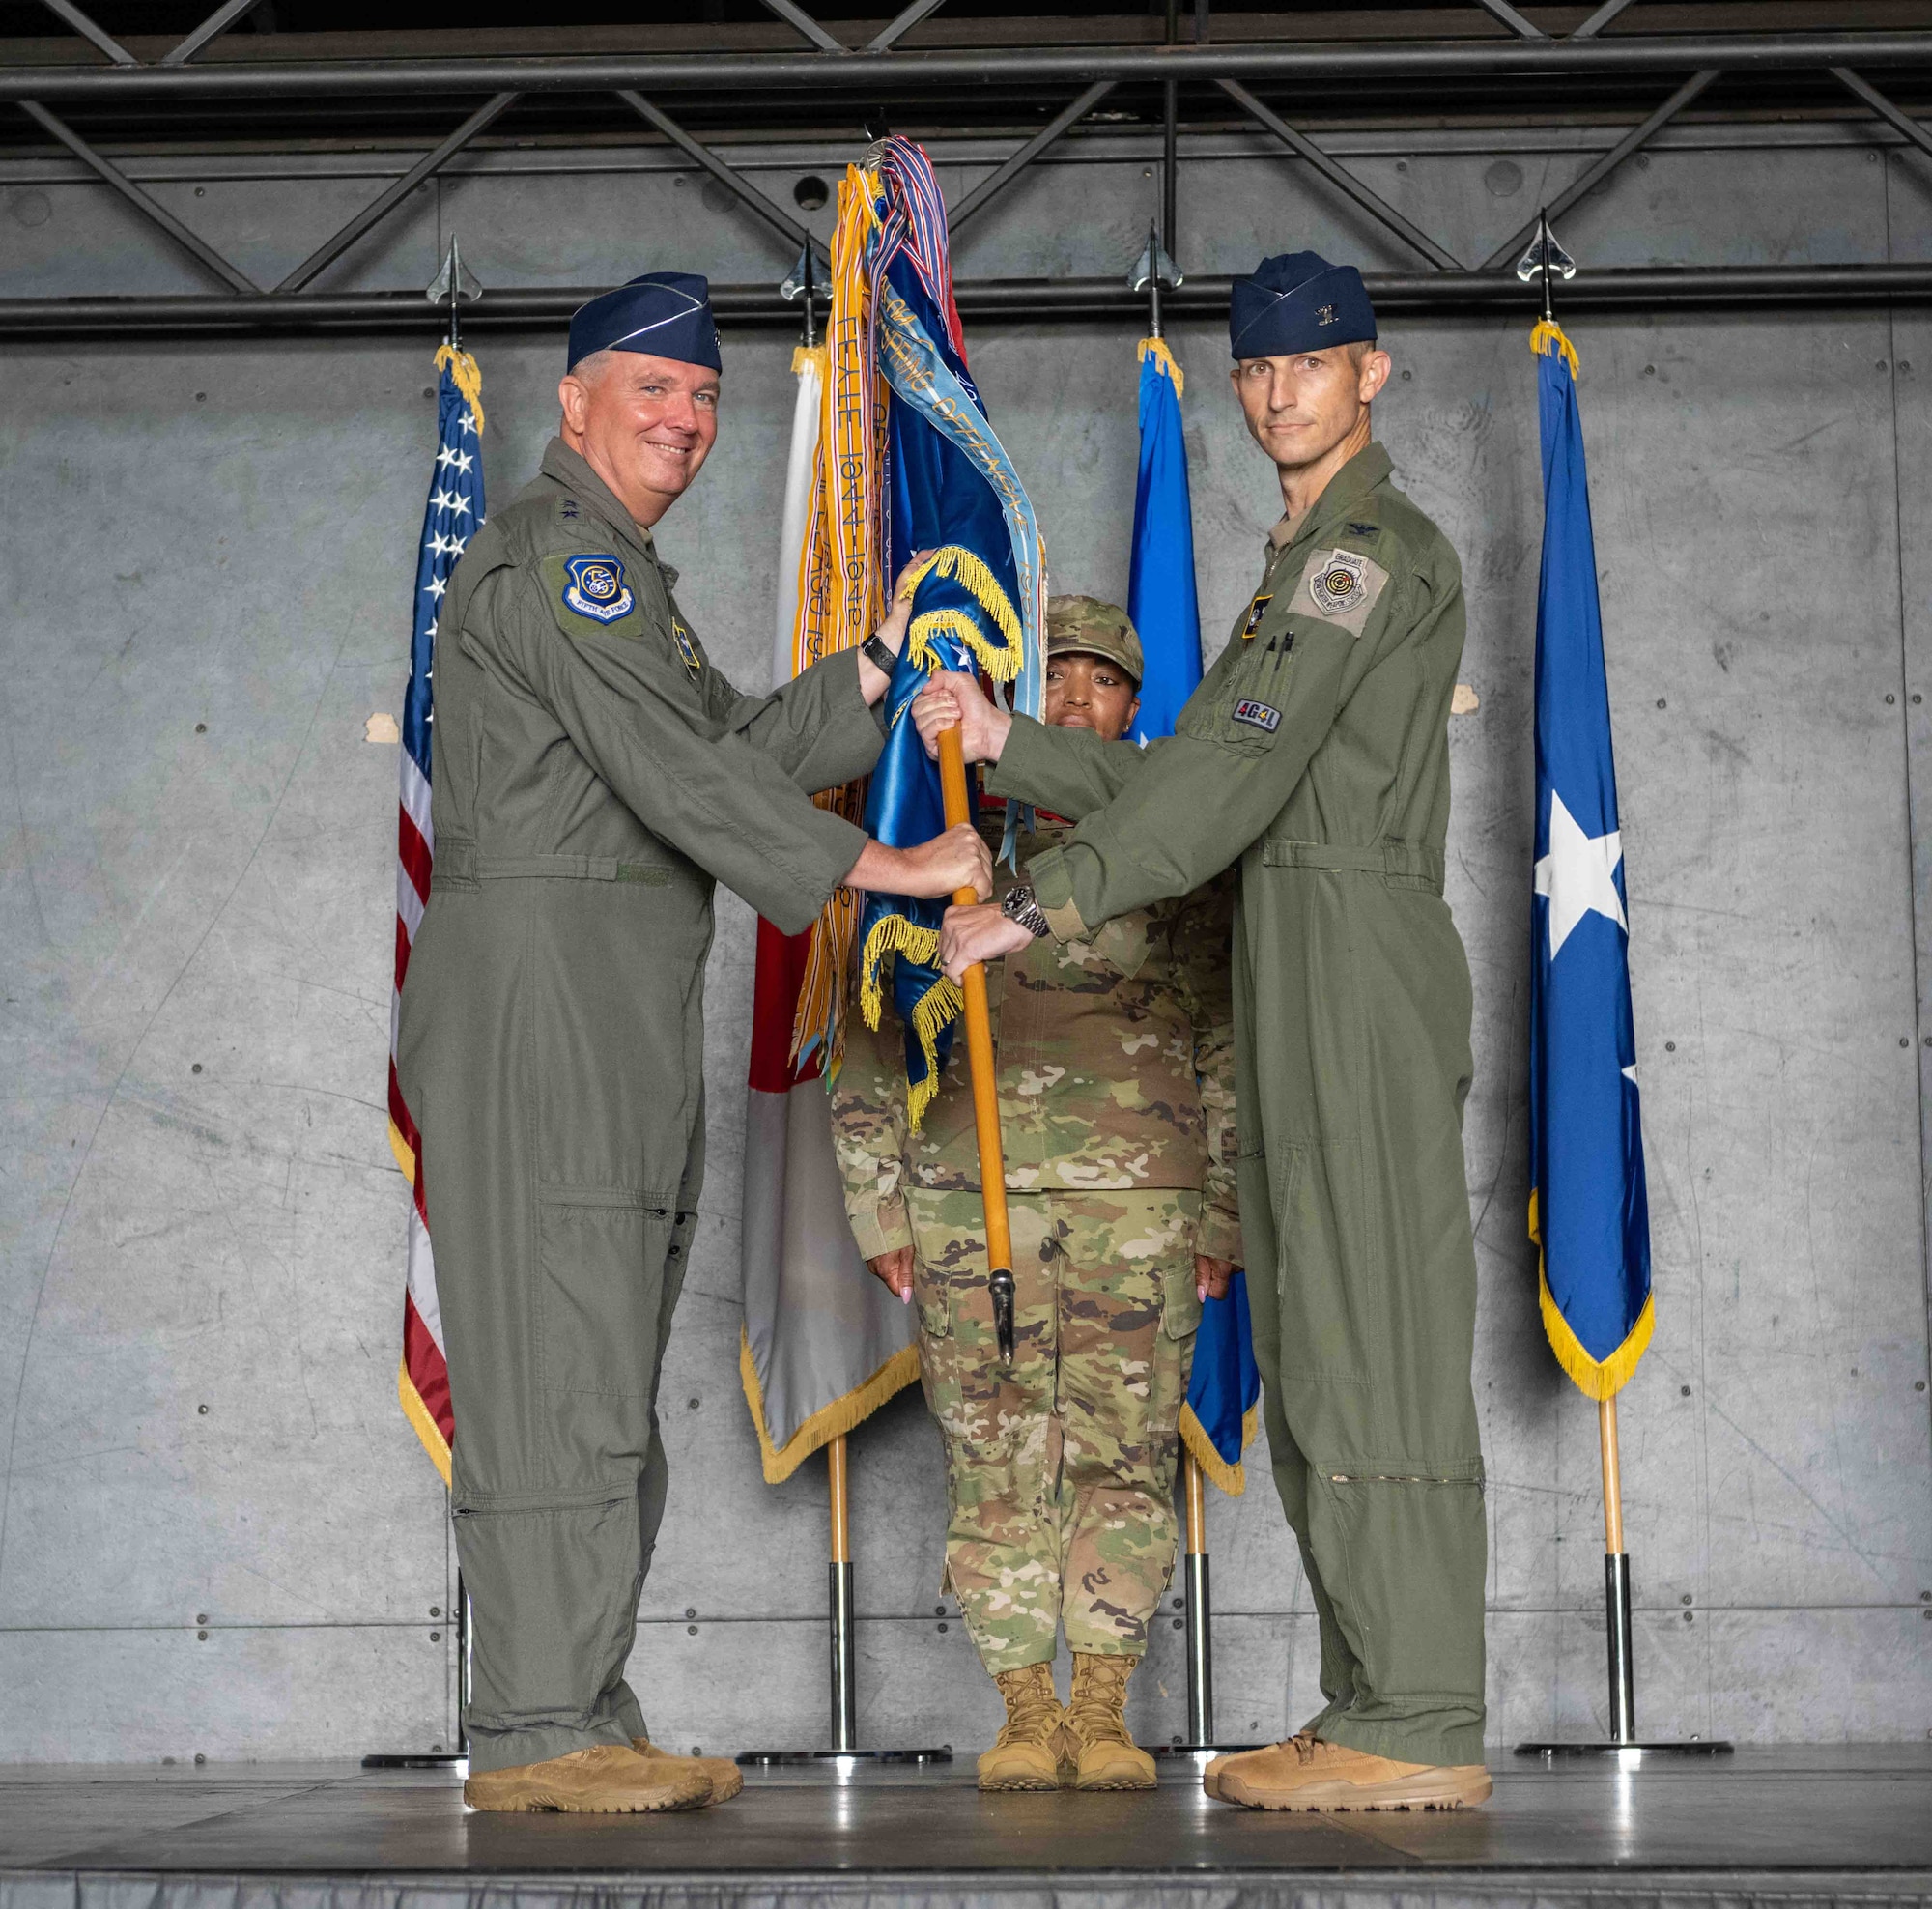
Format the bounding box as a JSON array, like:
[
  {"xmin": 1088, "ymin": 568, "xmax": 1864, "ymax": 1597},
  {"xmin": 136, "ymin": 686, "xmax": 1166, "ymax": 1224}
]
[
  {"xmin": 1264, "ymin": 439, "xmax": 1393, "ymax": 565},
  {"xmin": 537, "ymin": 436, "xmax": 679, "ymax": 588}
]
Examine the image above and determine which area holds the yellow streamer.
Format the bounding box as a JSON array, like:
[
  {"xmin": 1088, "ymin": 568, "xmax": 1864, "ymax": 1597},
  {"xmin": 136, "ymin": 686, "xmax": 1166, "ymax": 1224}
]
[{"xmin": 433, "ymin": 343, "xmax": 484, "ymax": 432}]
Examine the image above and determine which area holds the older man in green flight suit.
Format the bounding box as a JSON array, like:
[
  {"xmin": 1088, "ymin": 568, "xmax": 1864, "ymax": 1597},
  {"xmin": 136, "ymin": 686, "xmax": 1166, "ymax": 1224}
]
[
  {"xmin": 398, "ymin": 271, "xmax": 988, "ymax": 1815},
  {"xmin": 918, "ymin": 252, "xmax": 1490, "ymax": 1813}
]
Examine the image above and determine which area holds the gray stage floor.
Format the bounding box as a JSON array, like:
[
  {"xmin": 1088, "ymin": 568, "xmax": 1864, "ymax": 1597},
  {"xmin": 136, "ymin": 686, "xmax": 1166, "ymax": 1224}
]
[{"xmin": 2, "ymin": 1747, "xmax": 1930, "ymax": 1909}]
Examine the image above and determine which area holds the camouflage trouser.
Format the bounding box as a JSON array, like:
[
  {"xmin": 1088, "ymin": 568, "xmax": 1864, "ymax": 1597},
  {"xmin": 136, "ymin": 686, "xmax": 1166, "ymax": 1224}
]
[{"xmin": 905, "ymin": 1186, "xmax": 1203, "ymax": 1673}]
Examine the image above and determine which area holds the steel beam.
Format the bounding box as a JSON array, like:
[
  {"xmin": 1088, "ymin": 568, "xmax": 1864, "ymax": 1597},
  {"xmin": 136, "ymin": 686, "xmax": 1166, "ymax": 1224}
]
[
  {"xmin": 948, "ymin": 79, "xmax": 1115, "ymax": 233},
  {"xmin": 275, "ymin": 91, "xmax": 518, "ymax": 294},
  {"xmin": 1220, "ymin": 77, "xmax": 1463, "ymax": 271},
  {"xmin": 756, "ymin": 0, "xmax": 847, "ymax": 55},
  {"xmin": 14, "ymin": 100, "xmax": 257, "ymax": 292},
  {"xmin": 615, "ymin": 89, "xmax": 826, "ymax": 262},
  {"xmin": 162, "ymin": 0, "xmax": 270, "ymax": 67},
  {"xmin": 7, "ymin": 264, "xmax": 1932, "ymax": 339},
  {"xmin": 35, "ymin": 0, "xmax": 135, "ymax": 66},
  {"xmin": 0, "ymin": 34, "xmax": 1925, "ymax": 102},
  {"xmin": 1572, "ymin": 0, "xmax": 1641, "ymax": 39},
  {"xmin": 1469, "ymin": 0, "xmax": 1547, "ymax": 40},
  {"xmin": 866, "ymin": 0, "xmax": 950, "ymax": 54},
  {"xmin": 1833, "ymin": 66, "xmax": 1932, "ymax": 163},
  {"xmin": 1482, "ymin": 66, "xmax": 1719, "ymax": 269}
]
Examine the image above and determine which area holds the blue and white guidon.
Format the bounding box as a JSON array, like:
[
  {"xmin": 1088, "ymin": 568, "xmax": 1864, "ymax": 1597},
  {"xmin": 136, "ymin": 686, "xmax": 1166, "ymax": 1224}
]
[{"xmin": 563, "ymin": 553, "xmax": 635, "ymax": 622}]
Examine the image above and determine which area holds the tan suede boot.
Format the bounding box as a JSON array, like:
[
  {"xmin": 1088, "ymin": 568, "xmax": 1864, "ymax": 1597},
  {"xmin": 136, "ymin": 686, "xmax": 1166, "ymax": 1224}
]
[
  {"xmin": 464, "ymin": 1743, "xmax": 713, "ymax": 1813},
  {"xmin": 632, "ymin": 1737, "xmax": 745, "ymax": 1803},
  {"xmin": 1063, "ymin": 1652, "xmax": 1156, "ymax": 1791},
  {"xmin": 1210, "ymin": 1733, "xmax": 1492, "ymax": 1811},
  {"xmin": 976, "ymin": 1662, "xmax": 1065, "ymax": 1791}
]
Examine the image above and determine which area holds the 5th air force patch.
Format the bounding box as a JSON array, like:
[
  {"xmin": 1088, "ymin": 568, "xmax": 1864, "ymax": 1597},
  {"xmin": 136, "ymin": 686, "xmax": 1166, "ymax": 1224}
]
[
  {"xmin": 1293, "ymin": 544, "xmax": 1389, "ymax": 638},
  {"xmin": 562, "ymin": 553, "xmax": 635, "ymax": 623}
]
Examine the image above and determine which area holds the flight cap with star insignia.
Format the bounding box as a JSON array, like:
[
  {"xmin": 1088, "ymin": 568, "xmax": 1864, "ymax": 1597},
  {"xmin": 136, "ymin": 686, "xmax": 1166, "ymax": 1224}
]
[
  {"xmin": 1230, "ymin": 251, "xmax": 1377, "ymax": 360},
  {"xmin": 567, "ymin": 271, "xmax": 722, "ymax": 373}
]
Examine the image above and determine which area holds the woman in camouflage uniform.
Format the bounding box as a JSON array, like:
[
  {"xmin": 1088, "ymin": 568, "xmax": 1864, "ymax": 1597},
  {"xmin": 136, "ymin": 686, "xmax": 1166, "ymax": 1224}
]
[{"xmin": 833, "ymin": 597, "xmax": 1240, "ymax": 1792}]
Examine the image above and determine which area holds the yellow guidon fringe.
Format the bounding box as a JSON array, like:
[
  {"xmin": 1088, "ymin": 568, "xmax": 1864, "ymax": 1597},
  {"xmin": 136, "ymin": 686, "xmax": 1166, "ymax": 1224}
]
[
  {"xmin": 739, "ymin": 1328, "xmax": 921, "ymax": 1485},
  {"xmin": 1138, "ymin": 334, "xmax": 1184, "ymax": 396},
  {"xmin": 434, "ymin": 342, "xmax": 485, "ymax": 431},
  {"xmin": 1528, "ymin": 1188, "xmax": 1654, "ymax": 1400},
  {"xmin": 857, "ymin": 912, "xmax": 964, "ymax": 1130},
  {"xmin": 1179, "ymin": 1400, "xmax": 1259, "ymax": 1496},
  {"xmin": 1530, "ymin": 317, "xmax": 1580, "ymax": 379},
  {"xmin": 900, "ymin": 545, "xmax": 1024, "ymax": 683},
  {"xmin": 398, "ymin": 1362, "xmax": 452, "ymax": 1488}
]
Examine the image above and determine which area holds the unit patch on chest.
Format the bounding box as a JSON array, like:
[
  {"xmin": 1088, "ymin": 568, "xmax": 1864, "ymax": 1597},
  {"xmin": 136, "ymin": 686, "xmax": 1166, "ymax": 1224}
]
[
  {"xmin": 561, "ymin": 554, "xmax": 635, "ymax": 623},
  {"xmin": 1240, "ymin": 592, "xmax": 1275, "ymax": 641},
  {"xmin": 668, "ymin": 616, "xmax": 703, "ymax": 681},
  {"xmin": 1293, "ymin": 544, "xmax": 1390, "ymax": 638}
]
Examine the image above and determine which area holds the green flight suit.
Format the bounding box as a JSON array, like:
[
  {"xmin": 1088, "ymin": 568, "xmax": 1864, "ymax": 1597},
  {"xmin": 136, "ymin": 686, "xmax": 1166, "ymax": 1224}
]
[
  {"xmin": 395, "ymin": 439, "xmax": 883, "ymax": 1774},
  {"xmin": 985, "ymin": 442, "xmax": 1486, "ymax": 1767}
]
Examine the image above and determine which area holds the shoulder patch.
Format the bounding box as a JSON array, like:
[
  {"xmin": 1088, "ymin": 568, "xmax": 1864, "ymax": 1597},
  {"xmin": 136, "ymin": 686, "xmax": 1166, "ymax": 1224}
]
[
  {"xmin": 561, "ymin": 553, "xmax": 635, "ymax": 623},
  {"xmin": 1293, "ymin": 544, "xmax": 1391, "ymax": 638}
]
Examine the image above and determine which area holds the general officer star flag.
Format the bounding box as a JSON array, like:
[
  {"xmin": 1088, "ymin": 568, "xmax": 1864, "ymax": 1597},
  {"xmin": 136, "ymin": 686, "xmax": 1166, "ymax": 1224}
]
[
  {"xmin": 1527, "ymin": 319, "xmax": 1653, "ymax": 1399},
  {"xmin": 1128, "ymin": 338, "xmax": 1261, "ymax": 1495},
  {"xmin": 391, "ymin": 343, "xmax": 485, "ymax": 1482}
]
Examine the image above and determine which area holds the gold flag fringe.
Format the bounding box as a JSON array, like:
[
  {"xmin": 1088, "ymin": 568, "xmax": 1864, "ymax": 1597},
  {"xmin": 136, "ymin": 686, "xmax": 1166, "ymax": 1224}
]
[
  {"xmin": 1527, "ymin": 1188, "xmax": 1654, "ymax": 1399},
  {"xmin": 1179, "ymin": 1399, "xmax": 1259, "ymax": 1496},
  {"xmin": 434, "ymin": 343, "xmax": 485, "ymax": 431},
  {"xmin": 902, "ymin": 545, "xmax": 1024, "ymax": 661},
  {"xmin": 1530, "ymin": 318, "xmax": 1580, "ymax": 379},
  {"xmin": 739, "ymin": 1328, "xmax": 921, "ymax": 1484},
  {"xmin": 857, "ymin": 910, "xmax": 964, "ymax": 1130},
  {"xmin": 1138, "ymin": 335, "xmax": 1184, "ymax": 397}
]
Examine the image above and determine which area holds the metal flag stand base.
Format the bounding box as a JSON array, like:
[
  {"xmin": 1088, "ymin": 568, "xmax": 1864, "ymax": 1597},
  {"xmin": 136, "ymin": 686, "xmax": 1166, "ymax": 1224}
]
[
  {"xmin": 737, "ymin": 1435, "xmax": 952, "ymax": 1769},
  {"xmin": 1515, "ymin": 1398, "xmax": 1732, "ymax": 1761},
  {"xmin": 363, "ymin": 1570, "xmax": 470, "ymax": 1769},
  {"xmin": 1151, "ymin": 1453, "xmax": 1264, "ymax": 1758}
]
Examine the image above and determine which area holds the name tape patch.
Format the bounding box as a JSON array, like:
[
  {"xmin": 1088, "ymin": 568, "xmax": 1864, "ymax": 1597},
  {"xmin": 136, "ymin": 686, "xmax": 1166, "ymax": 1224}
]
[
  {"xmin": 563, "ymin": 553, "xmax": 635, "ymax": 623},
  {"xmin": 1233, "ymin": 698, "xmax": 1282, "ymax": 733}
]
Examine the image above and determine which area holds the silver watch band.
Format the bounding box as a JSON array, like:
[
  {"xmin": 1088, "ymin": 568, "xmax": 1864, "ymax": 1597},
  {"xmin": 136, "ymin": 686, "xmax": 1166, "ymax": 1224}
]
[{"xmin": 1002, "ymin": 883, "xmax": 1052, "ymax": 939}]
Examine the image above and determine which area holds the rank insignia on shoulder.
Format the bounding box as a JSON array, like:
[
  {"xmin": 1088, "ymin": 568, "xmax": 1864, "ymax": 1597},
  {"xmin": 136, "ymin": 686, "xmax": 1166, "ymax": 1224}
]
[
  {"xmin": 563, "ymin": 554, "xmax": 634, "ymax": 622},
  {"xmin": 1241, "ymin": 592, "xmax": 1274, "ymax": 641},
  {"xmin": 1346, "ymin": 521, "xmax": 1379, "ymax": 539},
  {"xmin": 668, "ymin": 618, "xmax": 703, "ymax": 680},
  {"xmin": 1233, "ymin": 698, "xmax": 1282, "ymax": 733}
]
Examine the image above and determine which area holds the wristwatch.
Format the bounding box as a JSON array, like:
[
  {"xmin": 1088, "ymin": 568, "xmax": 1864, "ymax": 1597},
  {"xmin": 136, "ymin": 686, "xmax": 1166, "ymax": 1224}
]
[
  {"xmin": 1001, "ymin": 883, "xmax": 1052, "ymax": 939},
  {"xmin": 862, "ymin": 631, "xmax": 901, "ymax": 678}
]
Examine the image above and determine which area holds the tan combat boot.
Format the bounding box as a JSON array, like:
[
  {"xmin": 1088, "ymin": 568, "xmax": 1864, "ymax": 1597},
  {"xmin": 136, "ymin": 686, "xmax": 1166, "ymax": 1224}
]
[
  {"xmin": 1209, "ymin": 1732, "xmax": 1491, "ymax": 1811},
  {"xmin": 1063, "ymin": 1652, "xmax": 1156, "ymax": 1790},
  {"xmin": 464, "ymin": 1743, "xmax": 713, "ymax": 1813},
  {"xmin": 632, "ymin": 1737, "xmax": 745, "ymax": 1803},
  {"xmin": 977, "ymin": 1662, "xmax": 1065, "ymax": 1791}
]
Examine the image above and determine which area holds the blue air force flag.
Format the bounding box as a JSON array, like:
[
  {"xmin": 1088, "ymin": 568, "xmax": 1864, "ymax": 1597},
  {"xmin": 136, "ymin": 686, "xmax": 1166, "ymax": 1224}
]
[
  {"xmin": 1527, "ymin": 321, "xmax": 1653, "ymax": 1399},
  {"xmin": 1127, "ymin": 341, "xmax": 1262, "ymax": 1494}
]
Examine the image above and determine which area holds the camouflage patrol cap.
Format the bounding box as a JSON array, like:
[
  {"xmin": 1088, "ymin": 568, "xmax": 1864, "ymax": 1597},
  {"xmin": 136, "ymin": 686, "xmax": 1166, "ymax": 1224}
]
[{"xmin": 1047, "ymin": 595, "xmax": 1144, "ymax": 687}]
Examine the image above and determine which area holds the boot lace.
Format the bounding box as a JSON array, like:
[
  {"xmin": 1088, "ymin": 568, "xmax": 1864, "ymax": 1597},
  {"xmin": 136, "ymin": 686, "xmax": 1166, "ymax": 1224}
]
[
  {"xmin": 995, "ymin": 1667, "xmax": 1062, "ymax": 1747},
  {"xmin": 1066, "ymin": 1657, "xmax": 1133, "ymax": 1747}
]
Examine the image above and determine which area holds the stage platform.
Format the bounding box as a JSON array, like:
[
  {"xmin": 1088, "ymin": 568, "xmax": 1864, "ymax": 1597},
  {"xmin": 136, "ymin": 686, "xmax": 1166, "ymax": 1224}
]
[{"xmin": 3, "ymin": 1747, "xmax": 1929, "ymax": 1909}]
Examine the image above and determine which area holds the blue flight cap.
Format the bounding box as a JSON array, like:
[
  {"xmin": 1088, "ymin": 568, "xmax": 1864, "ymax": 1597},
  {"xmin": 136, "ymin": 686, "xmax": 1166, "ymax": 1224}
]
[
  {"xmin": 1229, "ymin": 251, "xmax": 1377, "ymax": 360},
  {"xmin": 567, "ymin": 271, "xmax": 723, "ymax": 373}
]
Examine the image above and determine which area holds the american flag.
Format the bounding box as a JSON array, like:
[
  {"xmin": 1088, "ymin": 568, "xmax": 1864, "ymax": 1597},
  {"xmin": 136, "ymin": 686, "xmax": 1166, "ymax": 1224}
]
[{"xmin": 390, "ymin": 344, "xmax": 485, "ymax": 1485}]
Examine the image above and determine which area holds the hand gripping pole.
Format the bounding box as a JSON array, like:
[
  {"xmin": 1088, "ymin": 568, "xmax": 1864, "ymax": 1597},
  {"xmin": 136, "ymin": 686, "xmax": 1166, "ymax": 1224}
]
[{"xmin": 936, "ymin": 726, "xmax": 1017, "ymax": 1363}]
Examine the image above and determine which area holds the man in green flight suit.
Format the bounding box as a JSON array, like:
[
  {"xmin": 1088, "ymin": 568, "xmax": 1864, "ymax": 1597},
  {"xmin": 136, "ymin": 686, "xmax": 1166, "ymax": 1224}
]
[
  {"xmin": 397, "ymin": 271, "xmax": 988, "ymax": 1815},
  {"xmin": 918, "ymin": 252, "xmax": 1490, "ymax": 1812}
]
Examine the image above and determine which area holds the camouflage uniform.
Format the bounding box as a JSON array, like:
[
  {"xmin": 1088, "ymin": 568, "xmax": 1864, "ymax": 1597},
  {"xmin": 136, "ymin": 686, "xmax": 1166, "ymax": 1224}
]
[{"xmin": 836, "ymin": 804, "xmax": 1239, "ymax": 1672}]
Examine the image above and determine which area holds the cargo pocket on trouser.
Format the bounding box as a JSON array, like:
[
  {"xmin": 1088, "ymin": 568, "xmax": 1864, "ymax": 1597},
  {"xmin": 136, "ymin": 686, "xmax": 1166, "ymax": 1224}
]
[
  {"xmin": 538, "ymin": 1193, "xmax": 675, "ymax": 1399},
  {"xmin": 450, "ymin": 1484, "xmax": 643, "ymax": 1762},
  {"xmin": 1303, "ymin": 1461, "xmax": 1489, "ymax": 1767}
]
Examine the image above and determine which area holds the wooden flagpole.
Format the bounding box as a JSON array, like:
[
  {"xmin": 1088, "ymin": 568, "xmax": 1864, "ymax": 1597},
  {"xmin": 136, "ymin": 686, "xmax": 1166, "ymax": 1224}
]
[{"xmin": 936, "ymin": 727, "xmax": 1016, "ymax": 1361}]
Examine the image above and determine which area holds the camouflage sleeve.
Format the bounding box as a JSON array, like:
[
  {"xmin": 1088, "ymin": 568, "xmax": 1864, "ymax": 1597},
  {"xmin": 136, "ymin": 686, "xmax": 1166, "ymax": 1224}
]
[
  {"xmin": 830, "ymin": 1009, "xmax": 915, "ymax": 1262},
  {"xmin": 1172, "ymin": 870, "xmax": 1244, "ymax": 1267}
]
